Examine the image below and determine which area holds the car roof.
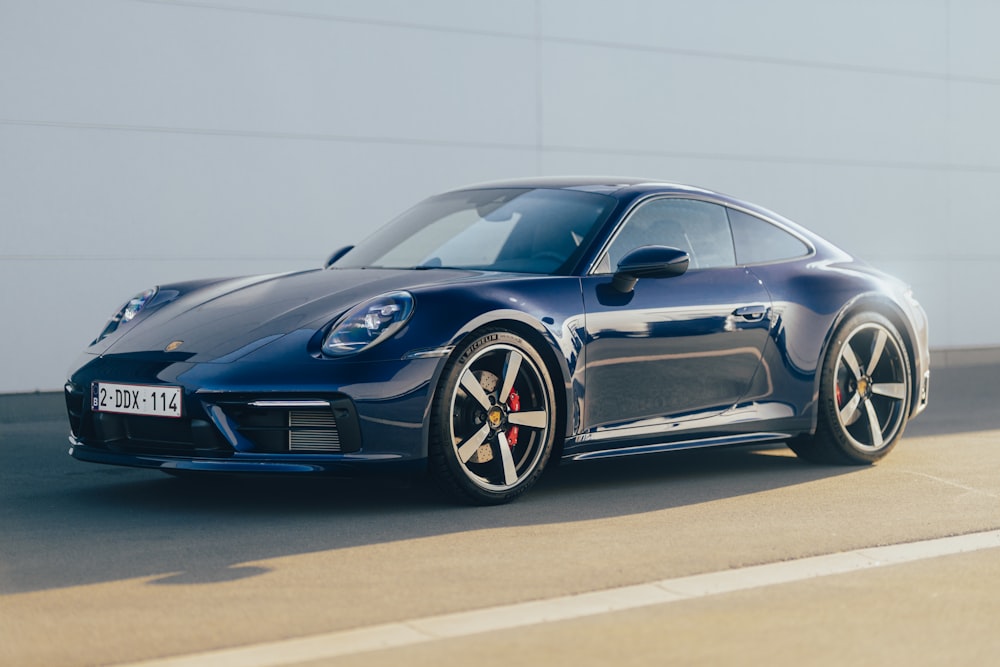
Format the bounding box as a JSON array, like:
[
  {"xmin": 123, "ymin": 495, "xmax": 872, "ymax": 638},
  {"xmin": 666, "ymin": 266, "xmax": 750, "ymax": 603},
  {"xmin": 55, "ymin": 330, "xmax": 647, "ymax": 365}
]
[
  {"xmin": 449, "ymin": 176, "xmax": 826, "ymax": 253},
  {"xmin": 451, "ymin": 176, "xmax": 720, "ymax": 198}
]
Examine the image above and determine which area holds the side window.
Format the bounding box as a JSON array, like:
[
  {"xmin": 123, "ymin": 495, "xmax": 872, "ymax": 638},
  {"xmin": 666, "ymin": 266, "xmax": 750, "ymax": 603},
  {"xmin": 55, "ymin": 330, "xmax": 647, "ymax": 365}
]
[
  {"xmin": 728, "ymin": 209, "xmax": 810, "ymax": 265},
  {"xmin": 604, "ymin": 198, "xmax": 736, "ymax": 271}
]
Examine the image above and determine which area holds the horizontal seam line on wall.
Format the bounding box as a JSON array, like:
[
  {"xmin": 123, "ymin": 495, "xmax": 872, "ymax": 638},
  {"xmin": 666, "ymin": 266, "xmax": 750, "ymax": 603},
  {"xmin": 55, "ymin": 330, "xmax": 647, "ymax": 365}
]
[
  {"xmin": 131, "ymin": 0, "xmax": 531, "ymax": 42},
  {"xmin": 4, "ymin": 118, "xmax": 1000, "ymax": 175},
  {"xmin": 6, "ymin": 255, "xmax": 1000, "ymax": 263},
  {"xmin": 131, "ymin": 0, "xmax": 1000, "ymax": 86},
  {"xmin": 546, "ymin": 144, "xmax": 1000, "ymax": 173},
  {"xmin": 0, "ymin": 118, "xmax": 536, "ymax": 152},
  {"xmin": 0, "ymin": 256, "xmax": 316, "ymax": 262},
  {"xmin": 549, "ymin": 36, "xmax": 1000, "ymax": 86}
]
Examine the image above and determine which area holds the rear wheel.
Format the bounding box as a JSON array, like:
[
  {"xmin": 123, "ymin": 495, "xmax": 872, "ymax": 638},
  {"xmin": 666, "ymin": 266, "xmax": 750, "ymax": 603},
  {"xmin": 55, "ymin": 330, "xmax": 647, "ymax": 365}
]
[
  {"xmin": 429, "ymin": 329, "xmax": 557, "ymax": 505},
  {"xmin": 789, "ymin": 312, "xmax": 911, "ymax": 464}
]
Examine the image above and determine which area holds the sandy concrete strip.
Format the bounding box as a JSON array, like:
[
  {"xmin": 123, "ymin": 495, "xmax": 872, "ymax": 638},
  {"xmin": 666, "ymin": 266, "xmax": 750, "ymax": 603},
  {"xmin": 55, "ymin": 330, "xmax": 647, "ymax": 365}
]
[
  {"xmin": 113, "ymin": 529, "xmax": 1000, "ymax": 667},
  {"xmin": 409, "ymin": 582, "xmax": 684, "ymax": 639},
  {"xmin": 657, "ymin": 551, "xmax": 882, "ymax": 597}
]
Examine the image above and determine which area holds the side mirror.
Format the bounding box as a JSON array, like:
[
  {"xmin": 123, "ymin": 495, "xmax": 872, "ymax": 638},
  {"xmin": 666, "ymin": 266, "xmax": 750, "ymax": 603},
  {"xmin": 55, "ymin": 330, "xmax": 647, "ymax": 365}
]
[
  {"xmin": 611, "ymin": 245, "xmax": 689, "ymax": 293},
  {"xmin": 324, "ymin": 245, "xmax": 354, "ymax": 268}
]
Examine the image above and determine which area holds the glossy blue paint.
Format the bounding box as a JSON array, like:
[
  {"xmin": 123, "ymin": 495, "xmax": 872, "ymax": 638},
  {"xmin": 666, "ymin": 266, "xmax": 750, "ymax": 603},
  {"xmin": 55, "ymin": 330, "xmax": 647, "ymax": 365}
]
[{"xmin": 65, "ymin": 178, "xmax": 930, "ymax": 485}]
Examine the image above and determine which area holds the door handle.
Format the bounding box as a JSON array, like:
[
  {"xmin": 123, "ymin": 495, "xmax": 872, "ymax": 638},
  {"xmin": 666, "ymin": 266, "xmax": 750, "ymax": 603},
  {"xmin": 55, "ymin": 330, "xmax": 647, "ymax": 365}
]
[{"xmin": 733, "ymin": 305, "xmax": 768, "ymax": 321}]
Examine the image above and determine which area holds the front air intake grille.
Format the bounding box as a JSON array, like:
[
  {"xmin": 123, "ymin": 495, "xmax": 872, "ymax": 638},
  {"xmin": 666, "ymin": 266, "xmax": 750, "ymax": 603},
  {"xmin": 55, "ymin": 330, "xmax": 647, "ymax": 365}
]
[
  {"xmin": 66, "ymin": 380, "xmax": 231, "ymax": 456},
  {"xmin": 289, "ymin": 410, "xmax": 341, "ymax": 452},
  {"xmin": 216, "ymin": 395, "xmax": 362, "ymax": 454},
  {"xmin": 65, "ymin": 384, "xmax": 85, "ymax": 438},
  {"xmin": 87, "ymin": 413, "xmax": 231, "ymax": 456}
]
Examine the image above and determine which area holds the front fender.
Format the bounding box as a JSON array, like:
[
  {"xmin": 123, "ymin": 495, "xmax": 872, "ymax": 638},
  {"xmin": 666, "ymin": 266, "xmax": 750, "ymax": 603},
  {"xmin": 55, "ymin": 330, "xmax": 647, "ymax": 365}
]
[{"xmin": 410, "ymin": 278, "xmax": 586, "ymax": 441}]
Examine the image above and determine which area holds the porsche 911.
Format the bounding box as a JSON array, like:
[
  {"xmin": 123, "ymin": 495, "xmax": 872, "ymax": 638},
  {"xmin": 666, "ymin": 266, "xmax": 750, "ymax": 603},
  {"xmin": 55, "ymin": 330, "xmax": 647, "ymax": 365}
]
[{"xmin": 65, "ymin": 177, "xmax": 930, "ymax": 504}]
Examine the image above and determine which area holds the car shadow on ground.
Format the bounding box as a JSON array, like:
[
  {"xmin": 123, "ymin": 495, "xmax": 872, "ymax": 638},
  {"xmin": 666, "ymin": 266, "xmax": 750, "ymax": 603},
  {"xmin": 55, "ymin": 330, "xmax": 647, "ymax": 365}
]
[
  {"xmin": 3, "ymin": 441, "xmax": 861, "ymax": 592},
  {"xmin": 2, "ymin": 363, "xmax": 998, "ymax": 594},
  {"xmin": 67, "ymin": 444, "xmax": 831, "ymax": 518}
]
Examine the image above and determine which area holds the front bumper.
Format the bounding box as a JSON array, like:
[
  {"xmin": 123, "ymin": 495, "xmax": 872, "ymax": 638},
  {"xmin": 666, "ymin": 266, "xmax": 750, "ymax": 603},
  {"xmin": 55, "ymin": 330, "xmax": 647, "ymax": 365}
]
[{"xmin": 65, "ymin": 352, "xmax": 442, "ymax": 475}]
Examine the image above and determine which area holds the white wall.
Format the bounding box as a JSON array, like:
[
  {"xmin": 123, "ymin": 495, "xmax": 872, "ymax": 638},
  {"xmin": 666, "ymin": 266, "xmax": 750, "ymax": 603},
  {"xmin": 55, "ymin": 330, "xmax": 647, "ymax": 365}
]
[{"xmin": 2, "ymin": 0, "xmax": 998, "ymax": 393}]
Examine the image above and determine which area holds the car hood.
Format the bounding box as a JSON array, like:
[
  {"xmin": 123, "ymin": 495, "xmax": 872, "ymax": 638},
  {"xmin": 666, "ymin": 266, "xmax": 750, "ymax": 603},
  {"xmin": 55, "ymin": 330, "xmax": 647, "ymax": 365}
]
[{"xmin": 97, "ymin": 267, "xmax": 482, "ymax": 362}]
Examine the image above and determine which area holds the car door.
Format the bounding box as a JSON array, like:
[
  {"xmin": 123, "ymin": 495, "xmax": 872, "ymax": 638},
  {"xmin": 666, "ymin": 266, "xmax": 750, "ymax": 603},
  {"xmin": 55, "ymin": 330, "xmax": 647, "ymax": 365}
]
[{"xmin": 580, "ymin": 197, "xmax": 773, "ymax": 439}]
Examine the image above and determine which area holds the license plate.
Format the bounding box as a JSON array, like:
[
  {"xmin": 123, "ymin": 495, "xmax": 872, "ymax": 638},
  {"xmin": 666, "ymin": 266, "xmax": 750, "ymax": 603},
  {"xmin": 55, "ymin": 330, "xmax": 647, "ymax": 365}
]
[{"xmin": 92, "ymin": 382, "xmax": 182, "ymax": 418}]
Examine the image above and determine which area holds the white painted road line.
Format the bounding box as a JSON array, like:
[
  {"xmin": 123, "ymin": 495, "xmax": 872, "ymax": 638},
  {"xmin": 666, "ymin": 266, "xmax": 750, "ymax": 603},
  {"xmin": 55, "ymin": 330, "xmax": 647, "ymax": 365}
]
[{"xmin": 116, "ymin": 529, "xmax": 1000, "ymax": 667}]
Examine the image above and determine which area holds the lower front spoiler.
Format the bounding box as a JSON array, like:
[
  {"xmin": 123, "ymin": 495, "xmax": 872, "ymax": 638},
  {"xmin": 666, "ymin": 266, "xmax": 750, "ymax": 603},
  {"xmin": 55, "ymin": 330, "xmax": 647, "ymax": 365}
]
[{"xmin": 68, "ymin": 437, "xmax": 426, "ymax": 476}]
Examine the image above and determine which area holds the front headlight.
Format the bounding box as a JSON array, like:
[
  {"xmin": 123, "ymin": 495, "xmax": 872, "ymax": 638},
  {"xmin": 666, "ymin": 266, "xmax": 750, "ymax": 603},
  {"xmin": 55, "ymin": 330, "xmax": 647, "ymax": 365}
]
[
  {"xmin": 94, "ymin": 287, "xmax": 158, "ymax": 343},
  {"xmin": 322, "ymin": 291, "xmax": 415, "ymax": 356}
]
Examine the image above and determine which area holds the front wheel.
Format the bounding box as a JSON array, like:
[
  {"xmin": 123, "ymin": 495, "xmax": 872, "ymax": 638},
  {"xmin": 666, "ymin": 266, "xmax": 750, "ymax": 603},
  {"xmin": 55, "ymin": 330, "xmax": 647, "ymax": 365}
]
[
  {"xmin": 429, "ymin": 329, "xmax": 557, "ymax": 505},
  {"xmin": 789, "ymin": 312, "xmax": 911, "ymax": 464}
]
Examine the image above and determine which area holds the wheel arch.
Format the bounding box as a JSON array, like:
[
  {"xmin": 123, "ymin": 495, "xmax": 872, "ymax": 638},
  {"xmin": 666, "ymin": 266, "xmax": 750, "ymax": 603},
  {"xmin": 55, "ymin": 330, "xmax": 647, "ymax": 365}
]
[
  {"xmin": 434, "ymin": 311, "xmax": 573, "ymax": 463},
  {"xmin": 815, "ymin": 294, "xmax": 921, "ymax": 424}
]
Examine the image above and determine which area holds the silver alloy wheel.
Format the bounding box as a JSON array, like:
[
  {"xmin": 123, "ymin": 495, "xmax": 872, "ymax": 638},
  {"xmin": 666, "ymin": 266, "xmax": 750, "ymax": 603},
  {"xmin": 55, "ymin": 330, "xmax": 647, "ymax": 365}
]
[
  {"xmin": 833, "ymin": 321, "xmax": 908, "ymax": 452},
  {"xmin": 447, "ymin": 342, "xmax": 552, "ymax": 492}
]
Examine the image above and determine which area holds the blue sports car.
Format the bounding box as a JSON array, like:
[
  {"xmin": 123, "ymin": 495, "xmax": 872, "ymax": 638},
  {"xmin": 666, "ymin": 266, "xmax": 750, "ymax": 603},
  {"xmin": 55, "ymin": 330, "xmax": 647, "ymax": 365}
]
[{"xmin": 65, "ymin": 177, "xmax": 930, "ymax": 504}]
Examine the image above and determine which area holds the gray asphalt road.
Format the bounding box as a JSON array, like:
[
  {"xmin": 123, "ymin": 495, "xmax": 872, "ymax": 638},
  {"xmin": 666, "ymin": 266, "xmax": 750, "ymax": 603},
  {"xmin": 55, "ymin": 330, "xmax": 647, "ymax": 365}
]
[{"xmin": 1, "ymin": 363, "xmax": 998, "ymax": 666}]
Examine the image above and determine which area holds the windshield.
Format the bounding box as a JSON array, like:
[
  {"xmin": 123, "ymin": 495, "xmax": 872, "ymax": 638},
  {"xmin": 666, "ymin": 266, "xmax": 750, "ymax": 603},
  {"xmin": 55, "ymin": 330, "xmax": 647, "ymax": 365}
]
[{"xmin": 335, "ymin": 188, "xmax": 618, "ymax": 274}]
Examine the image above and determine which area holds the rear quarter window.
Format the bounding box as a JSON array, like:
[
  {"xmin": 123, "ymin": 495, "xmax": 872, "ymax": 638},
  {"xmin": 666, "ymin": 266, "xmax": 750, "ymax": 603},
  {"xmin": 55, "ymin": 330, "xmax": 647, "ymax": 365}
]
[{"xmin": 728, "ymin": 208, "xmax": 810, "ymax": 265}]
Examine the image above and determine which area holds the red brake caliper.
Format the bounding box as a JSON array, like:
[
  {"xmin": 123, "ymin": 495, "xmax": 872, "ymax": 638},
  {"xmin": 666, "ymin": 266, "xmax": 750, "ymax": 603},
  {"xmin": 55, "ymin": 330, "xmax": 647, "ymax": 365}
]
[{"xmin": 506, "ymin": 388, "xmax": 520, "ymax": 447}]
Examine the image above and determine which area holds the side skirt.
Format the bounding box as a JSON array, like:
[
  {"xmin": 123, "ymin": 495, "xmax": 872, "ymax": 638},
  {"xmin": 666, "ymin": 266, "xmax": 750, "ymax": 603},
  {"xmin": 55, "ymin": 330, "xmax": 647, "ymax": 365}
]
[{"xmin": 564, "ymin": 432, "xmax": 791, "ymax": 462}]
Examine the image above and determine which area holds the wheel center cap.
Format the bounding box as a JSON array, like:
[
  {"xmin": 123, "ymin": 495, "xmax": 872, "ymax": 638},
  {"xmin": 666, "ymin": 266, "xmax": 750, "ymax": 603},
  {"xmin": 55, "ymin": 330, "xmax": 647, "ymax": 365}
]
[
  {"xmin": 857, "ymin": 377, "xmax": 871, "ymax": 398},
  {"xmin": 487, "ymin": 406, "xmax": 504, "ymax": 428}
]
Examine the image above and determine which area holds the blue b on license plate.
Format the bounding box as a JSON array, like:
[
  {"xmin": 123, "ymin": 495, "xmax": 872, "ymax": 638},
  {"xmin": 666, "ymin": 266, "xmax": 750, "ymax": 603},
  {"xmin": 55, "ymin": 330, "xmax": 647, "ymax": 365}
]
[{"xmin": 92, "ymin": 382, "xmax": 182, "ymax": 418}]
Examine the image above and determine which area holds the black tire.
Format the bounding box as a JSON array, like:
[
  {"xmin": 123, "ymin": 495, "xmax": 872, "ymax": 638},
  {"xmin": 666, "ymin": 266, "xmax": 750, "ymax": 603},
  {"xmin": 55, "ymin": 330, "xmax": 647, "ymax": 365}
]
[
  {"xmin": 429, "ymin": 329, "xmax": 557, "ymax": 505},
  {"xmin": 789, "ymin": 312, "xmax": 911, "ymax": 464}
]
